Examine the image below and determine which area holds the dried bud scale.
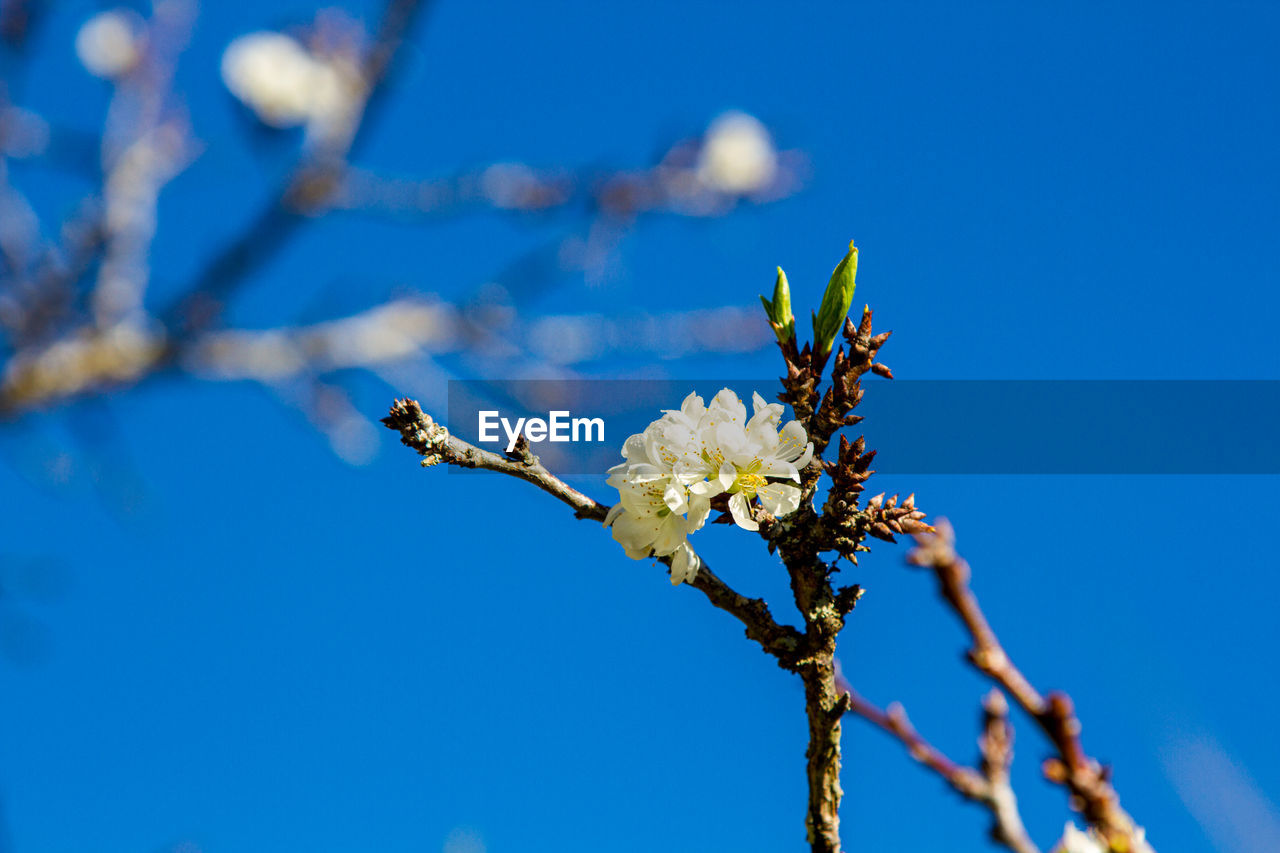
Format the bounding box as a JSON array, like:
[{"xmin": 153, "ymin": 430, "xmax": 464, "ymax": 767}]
[{"xmin": 382, "ymin": 398, "xmax": 450, "ymax": 466}]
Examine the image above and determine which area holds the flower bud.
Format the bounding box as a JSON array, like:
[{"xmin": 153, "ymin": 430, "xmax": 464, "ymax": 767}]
[
  {"xmin": 813, "ymin": 241, "xmax": 858, "ymax": 360},
  {"xmin": 759, "ymin": 266, "xmax": 795, "ymax": 343}
]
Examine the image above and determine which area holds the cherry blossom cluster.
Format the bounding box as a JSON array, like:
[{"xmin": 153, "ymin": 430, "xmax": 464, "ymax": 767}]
[{"xmin": 605, "ymin": 388, "xmax": 813, "ymax": 585}]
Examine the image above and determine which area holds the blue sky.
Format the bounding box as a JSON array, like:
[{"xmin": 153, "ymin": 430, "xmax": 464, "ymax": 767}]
[{"xmin": 2, "ymin": 1, "xmax": 1279, "ymax": 851}]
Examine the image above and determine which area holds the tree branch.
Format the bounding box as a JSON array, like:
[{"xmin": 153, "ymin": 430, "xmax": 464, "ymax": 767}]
[
  {"xmin": 837, "ymin": 680, "xmax": 1038, "ymax": 853},
  {"xmin": 907, "ymin": 520, "xmax": 1151, "ymax": 852},
  {"xmin": 768, "ymin": 505, "xmax": 848, "ymax": 850},
  {"xmin": 381, "ymin": 397, "xmax": 804, "ymax": 666}
]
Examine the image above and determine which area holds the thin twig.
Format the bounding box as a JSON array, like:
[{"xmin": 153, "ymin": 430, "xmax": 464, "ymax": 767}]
[
  {"xmin": 907, "ymin": 520, "xmax": 1150, "ymax": 852},
  {"xmin": 837, "ymin": 677, "xmax": 1039, "ymax": 853}
]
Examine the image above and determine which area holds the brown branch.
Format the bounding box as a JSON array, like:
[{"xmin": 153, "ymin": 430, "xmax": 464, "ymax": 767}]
[
  {"xmin": 978, "ymin": 691, "xmax": 1041, "ymax": 853},
  {"xmin": 907, "ymin": 520, "xmax": 1150, "ymax": 852},
  {"xmin": 837, "ymin": 676, "xmax": 1038, "ymax": 853},
  {"xmin": 841, "ymin": 684, "xmax": 984, "ymax": 795},
  {"xmin": 766, "ymin": 314, "xmax": 895, "ymax": 852},
  {"xmin": 380, "ymin": 397, "xmax": 804, "ymax": 666},
  {"xmin": 768, "ymin": 508, "xmax": 849, "ymax": 850},
  {"xmin": 800, "ymin": 658, "xmax": 844, "ymax": 853}
]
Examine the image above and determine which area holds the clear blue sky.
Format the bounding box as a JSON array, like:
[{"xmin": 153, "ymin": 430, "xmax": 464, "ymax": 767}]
[{"xmin": 2, "ymin": 1, "xmax": 1278, "ymax": 851}]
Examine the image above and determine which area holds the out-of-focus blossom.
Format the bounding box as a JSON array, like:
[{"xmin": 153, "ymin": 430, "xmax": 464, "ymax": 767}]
[
  {"xmin": 75, "ymin": 10, "xmax": 143, "ymax": 79},
  {"xmin": 220, "ymin": 31, "xmax": 354, "ymax": 132},
  {"xmin": 697, "ymin": 111, "xmax": 778, "ymax": 195},
  {"xmin": 1055, "ymin": 823, "xmax": 1105, "ymax": 853}
]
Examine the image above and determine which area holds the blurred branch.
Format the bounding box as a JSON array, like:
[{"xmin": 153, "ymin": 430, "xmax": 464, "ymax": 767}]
[
  {"xmin": 184, "ymin": 296, "xmax": 457, "ymax": 381},
  {"xmin": 0, "ymin": 3, "xmax": 800, "ymax": 458},
  {"xmin": 838, "ymin": 671, "xmax": 1039, "ymax": 853},
  {"xmin": 906, "ymin": 520, "xmax": 1151, "ymax": 853},
  {"xmin": 161, "ymin": 0, "xmax": 431, "ymax": 335},
  {"xmin": 0, "ymin": 0, "xmax": 35, "ymax": 49},
  {"xmin": 334, "ymin": 144, "xmax": 807, "ymax": 223}
]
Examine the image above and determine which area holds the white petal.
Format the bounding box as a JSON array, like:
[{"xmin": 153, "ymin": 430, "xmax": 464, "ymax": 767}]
[
  {"xmin": 680, "ymin": 391, "xmax": 705, "ymax": 419},
  {"xmin": 686, "ymin": 493, "xmax": 712, "ymax": 531},
  {"xmin": 673, "ymin": 458, "xmax": 709, "ymax": 485},
  {"xmin": 651, "ymin": 517, "xmax": 687, "ymax": 556},
  {"xmin": 757, "ymin": 483, "xmax": 801, "ymax": 518},
  {"xmin": 793, "ymin": 442, "xmax": 814, "ymax": 470},
  {"xmin": 603, "ymin": 503, "xmax": 624, "ymax": 527},
  {"xmin": 621, "ymin": 432, "xmax": 647, "ymax": 460},
  {"xmin": 778, "ymin": 421, "xmax": 810, "ymax": 460},
  {"xmin": 718, "ymin": 460, "xmax": 737, "ymax": 490},
  {"xmin": 618, "ymin": 488, "xmax": 661, "ymax": 517},
  {"xmin": 746, "ymin": 424, "xmax": 780, "ymax": 456},
  {"xmin": 728, "ymin": 492, "xmax": 759, "ymax": 531},
  {"xmin": 715, "ymin": 420, "xmax": 750, "ymax": 456},
  {"xmin": 759, "ymin": 458, "xmax": 800, "ymax": 482},
  {"xmin": 747, "ymin": 393, "xmax": 784, "ymax": 430},
  {"xmin": 611, "ymin": 514, "xmax": 658, "ymax": 558},
  {"xmin": 688, "ymin": 478, "xmax": 724, "ymax": 499},
  {"xmin": 626, "ymin": 463, "xmax": 666, "ymax": 483},
  {"xmin": 605, "ymin": 462, "xmax": 629, "ymax": 488},
  {"xmin": 669, "ymin": 541, "xmax": 701, "ymax": 585},
  {"xmin": 710, "ymin": 388, "xmax": 746, "ymax": 424},
  {"xmin": 663, "ymin": 483, "xmax": 688, "ymax": 514}
]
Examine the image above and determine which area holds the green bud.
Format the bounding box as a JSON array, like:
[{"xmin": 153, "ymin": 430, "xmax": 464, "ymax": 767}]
[
  {"xmin": 813, "ymin": 241, "xmax": 858, "ymax": 359},
  {"xmin": 760, "ymin": 266, "xmax": 795, "ymax": 344},
  {"xmin": 772, "ymin": 267, "xmax": 793, "ymax": 332}
]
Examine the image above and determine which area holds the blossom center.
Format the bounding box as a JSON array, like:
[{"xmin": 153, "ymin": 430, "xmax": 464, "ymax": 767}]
[{"xmin": 728, "ymin": 459, "xmax": 767, "ymax": 497}]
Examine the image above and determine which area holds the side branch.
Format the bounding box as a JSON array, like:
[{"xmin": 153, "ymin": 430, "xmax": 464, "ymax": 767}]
[
  {"xmin": 839, "ymin": 678, "xmax": 1039, "ymax": 853},
  {"xmin": 907, "ymin": 520, "xmax": 1150, "ymax": 852},
  {"xmin": 381, "ymin": 397, "xmax": 803, "ymax": 667}
]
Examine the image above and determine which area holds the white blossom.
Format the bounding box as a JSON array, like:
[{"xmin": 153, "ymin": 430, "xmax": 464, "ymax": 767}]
[
  {"xmin": 701, "ymin": 389, "xmax": 812, "ymax": 530},
  {"xmin": 605, "ymin": 388, "xmax": 813, "ymax": 583},
  {"xmin": 697, "ymin": 111, "xmax": 778, "ymax": 195},
  {"xmin": 604, "ymin": 420, "xmax": 713, "ymax": 585},
  {"xmin": 220, "ymin": 31, "xmax": 354, "ymax": 132},
  {"xmin": 76, "ymin": 10, "xmax": 142, "ymax": 79}
]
